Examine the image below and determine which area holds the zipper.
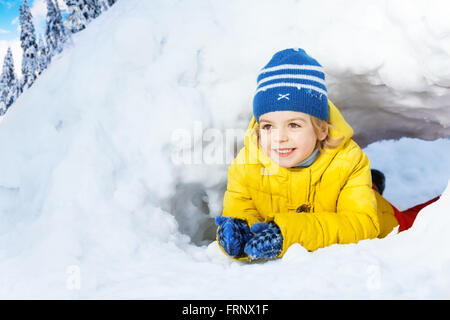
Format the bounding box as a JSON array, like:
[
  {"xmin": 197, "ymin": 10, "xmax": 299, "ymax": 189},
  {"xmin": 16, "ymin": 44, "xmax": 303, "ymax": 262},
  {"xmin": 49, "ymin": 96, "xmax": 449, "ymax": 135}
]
[
  {"xmin": 288, "ymin": 170, "xmax": 292, "ymax": 210},
  {"xmin": 305, "ymin": 167, "xmax": 311, "ymax": 206}
]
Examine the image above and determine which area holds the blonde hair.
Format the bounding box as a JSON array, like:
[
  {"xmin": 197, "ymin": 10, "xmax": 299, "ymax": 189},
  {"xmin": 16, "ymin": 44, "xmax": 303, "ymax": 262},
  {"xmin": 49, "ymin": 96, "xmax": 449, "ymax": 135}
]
[
  {"xmin": 255, "ymin": 115, "xmax": 344, "ymax": 152},
  {"xmin": 310, "ymin": 115, "xmax": 345, "ymax": 152}
]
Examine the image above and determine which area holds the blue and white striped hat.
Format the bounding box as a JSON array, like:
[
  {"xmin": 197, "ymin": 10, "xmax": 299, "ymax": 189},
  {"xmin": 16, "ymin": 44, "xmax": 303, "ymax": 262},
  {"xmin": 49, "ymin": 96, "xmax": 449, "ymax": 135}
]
[{"xmin": 253, "ymin": 48, "xmax": 329, "ymax": 123}]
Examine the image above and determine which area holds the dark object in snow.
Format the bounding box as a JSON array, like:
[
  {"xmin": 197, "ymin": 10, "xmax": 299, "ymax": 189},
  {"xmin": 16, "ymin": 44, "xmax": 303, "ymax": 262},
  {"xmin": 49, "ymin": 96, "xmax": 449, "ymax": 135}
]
[{"xmin": 371, "ymin": 169, "xmax": 386, "ymax": 195}]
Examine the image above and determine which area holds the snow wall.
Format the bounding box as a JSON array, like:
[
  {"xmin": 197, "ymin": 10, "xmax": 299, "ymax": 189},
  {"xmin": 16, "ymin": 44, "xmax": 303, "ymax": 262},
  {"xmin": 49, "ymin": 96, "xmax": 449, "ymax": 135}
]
[{"xmin": 0, "ymin": 0, "xmax": 449, "ymax": 298}]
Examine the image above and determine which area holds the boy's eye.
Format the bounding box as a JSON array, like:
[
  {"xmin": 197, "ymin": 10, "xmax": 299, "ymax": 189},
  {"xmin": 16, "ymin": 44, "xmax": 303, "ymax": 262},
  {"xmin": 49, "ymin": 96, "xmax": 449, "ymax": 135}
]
[
  {"xmin": 261, "ymin": 124, "xmax": 272, "ymax": 130},
  {"xmin": 289, "ymin": 123, "xmax": 301, "ymax": 128}
]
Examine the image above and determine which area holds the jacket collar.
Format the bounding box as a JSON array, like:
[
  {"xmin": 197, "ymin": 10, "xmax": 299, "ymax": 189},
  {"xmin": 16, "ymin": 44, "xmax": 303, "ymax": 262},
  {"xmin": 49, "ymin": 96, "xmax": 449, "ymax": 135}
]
[{"xmin": 291, "ymin": 147, "xmax": 319, "ymax": 168}]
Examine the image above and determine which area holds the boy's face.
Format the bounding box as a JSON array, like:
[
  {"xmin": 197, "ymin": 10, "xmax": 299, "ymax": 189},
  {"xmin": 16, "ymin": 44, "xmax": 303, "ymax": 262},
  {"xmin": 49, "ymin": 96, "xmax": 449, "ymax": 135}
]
[{"xmin": 258, "ymin": 111, "xmax": 326, "ymax": 168}]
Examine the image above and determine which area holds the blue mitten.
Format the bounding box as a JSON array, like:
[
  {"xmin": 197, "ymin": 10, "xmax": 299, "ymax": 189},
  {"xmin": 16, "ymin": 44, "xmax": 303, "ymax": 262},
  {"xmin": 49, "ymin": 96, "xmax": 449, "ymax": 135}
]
[
  {"xmin": 215, "ymin": 216, "xmax": 252, "ymax": 258},
  {"xmin": 244, "ymin": 222, "xmax": 283, "ymax": 260}
]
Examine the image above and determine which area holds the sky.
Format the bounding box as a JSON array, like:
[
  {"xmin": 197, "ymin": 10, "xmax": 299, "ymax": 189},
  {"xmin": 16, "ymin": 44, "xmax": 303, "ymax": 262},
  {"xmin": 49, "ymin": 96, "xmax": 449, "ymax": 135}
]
[
  {"xmin": 0, "ymin": 0, "xmax": 68, "ymax": 76},
  {"xmin": 0, "ymin": 0, "xmax": 23, "ymax": 42}
]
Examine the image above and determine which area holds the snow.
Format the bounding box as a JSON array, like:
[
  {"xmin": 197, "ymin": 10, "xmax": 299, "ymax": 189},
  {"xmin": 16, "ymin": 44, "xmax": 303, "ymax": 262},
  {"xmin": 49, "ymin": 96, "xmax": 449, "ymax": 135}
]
[{"xmin": 0, "ymin": 0, "xmax": 449, "ymax": 299}]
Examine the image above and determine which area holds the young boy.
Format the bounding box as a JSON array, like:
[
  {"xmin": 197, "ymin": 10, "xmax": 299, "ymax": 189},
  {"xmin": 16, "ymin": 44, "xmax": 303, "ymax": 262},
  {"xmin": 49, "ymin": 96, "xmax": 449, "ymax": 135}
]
[{"xmin": 215, "ymin": 48, "xmax": 439, "ymax": 260}]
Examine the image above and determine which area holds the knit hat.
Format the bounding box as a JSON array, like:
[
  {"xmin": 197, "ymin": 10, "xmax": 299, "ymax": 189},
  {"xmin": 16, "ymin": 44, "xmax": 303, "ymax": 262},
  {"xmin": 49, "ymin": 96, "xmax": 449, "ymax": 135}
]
[{"xmin": 253, "ymin": 48, "xmax": 329, "ymax": 123}]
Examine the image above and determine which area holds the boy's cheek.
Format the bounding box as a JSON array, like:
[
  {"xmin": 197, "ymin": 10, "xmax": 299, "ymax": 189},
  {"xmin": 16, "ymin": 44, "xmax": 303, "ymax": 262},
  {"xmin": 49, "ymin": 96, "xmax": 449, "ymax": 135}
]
[{"xmin": 259, "ymin": 137, "xmax": 270, "ymax": 154}]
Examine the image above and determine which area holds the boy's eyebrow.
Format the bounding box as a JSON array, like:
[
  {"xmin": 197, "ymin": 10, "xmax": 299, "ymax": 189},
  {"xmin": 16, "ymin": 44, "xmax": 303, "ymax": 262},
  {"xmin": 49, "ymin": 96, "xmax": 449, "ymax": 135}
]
[
  {"xmin": 287, "ymin": 117, "xmax": 308, "ymax": 122},
  {"xmin": 259, "ymin": 117, "xmax": 308, "ymax": 123}
]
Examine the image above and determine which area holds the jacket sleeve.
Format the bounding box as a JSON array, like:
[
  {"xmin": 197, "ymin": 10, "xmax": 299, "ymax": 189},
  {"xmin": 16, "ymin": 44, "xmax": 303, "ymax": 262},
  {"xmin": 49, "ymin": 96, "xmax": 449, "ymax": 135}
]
[
  {"xmin": 274, "ymin": 147, "xmax": 380, "ymax": 256},
  {"xmin": 221, "ymin": 149, "xmax": 263, "ymax": 227}
]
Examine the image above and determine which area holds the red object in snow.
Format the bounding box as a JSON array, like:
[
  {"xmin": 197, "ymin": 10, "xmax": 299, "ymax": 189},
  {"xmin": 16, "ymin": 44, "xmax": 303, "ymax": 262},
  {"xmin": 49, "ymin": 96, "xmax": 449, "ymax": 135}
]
[{"xmin": 391, "ymin": 196, "xmax": 441, "ymax": 232}]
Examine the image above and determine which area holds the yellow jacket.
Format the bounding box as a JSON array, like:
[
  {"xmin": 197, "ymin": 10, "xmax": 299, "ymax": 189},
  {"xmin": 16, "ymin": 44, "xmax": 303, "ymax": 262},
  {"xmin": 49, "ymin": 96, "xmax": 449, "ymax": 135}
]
[{"xmin": 220, "ymin": 100, "xmax": 398, "ymax": 258}]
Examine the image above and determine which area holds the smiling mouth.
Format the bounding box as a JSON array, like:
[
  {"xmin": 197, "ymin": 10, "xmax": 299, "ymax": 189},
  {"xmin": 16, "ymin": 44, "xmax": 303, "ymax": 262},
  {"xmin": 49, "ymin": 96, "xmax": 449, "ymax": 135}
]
[{"xmin": 273, "ymin": 148, "xmax": 296, "ymax": 157}]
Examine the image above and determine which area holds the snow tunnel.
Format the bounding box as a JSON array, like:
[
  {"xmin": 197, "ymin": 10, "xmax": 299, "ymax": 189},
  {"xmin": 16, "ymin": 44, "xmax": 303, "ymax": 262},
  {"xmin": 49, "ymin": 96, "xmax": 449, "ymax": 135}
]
[
  {"xmin": 329, "ymin": 88, "xmax": 450, "ymax": 148},
  {"xmin": 1, "ymin": 0, "xmax": 450, "ymax": 299},
  {"xmin": 164, "ymin": 92, "xmax": 450, "ymax": 246},
  {"xmin": 165, "ymin": 64, "xmax": 450, "ymax": 246}
]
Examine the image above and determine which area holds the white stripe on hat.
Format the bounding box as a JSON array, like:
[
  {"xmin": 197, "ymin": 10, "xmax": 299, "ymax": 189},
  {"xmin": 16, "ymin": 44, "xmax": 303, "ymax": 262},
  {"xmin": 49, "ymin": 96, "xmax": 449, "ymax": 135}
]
[
  {"xmin": 257, "ymin": 73, "xmax": 326, "ymax": 87},
  {"xmin": 255, "ymin": 82, "xmax": 327, "ymax": 96},
  {"xmin": 259, "ymin": 64, "xmax": 324, "ymax": 75}
]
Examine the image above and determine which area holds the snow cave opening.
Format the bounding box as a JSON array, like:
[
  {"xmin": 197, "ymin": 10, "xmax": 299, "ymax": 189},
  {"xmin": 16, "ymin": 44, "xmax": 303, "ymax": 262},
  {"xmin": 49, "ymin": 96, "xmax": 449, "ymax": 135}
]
[
  {"xmin": 162, "ymin": 104, "xmax": 450, "ymax": 248},
  {"xmin": 163, "ymin": 181, "xmax": 221, "ymax": 246},
  {"xmin": 342, "ymin": 106, "xmax": 450, "ymax": 148}
]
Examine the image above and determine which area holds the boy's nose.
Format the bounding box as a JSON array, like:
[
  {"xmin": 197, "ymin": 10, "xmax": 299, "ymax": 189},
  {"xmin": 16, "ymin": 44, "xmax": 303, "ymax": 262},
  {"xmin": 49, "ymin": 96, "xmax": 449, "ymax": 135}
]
[{"xmin": 272, "ymin": 128, "xmax": 288, "ymax": 142}]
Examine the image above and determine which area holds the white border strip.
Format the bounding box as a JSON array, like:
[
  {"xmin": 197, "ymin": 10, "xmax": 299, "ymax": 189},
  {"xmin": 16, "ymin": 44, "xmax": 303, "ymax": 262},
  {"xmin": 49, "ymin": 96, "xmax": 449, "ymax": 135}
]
[
  {"xmin": 257, "ymin": 74, "xmax": 326, "ymax": 87},
  {"xmin": 255, "ymin": 82, "xmax": 327, "ymax": 96},
  {"xmin": 259, "ymin": 64, "xmax": 324, "ymax": 74}
]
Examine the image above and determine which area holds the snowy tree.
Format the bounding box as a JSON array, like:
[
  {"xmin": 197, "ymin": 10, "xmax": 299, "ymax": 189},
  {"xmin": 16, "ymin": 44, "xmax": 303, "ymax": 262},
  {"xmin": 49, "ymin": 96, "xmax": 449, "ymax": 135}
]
[
  {"xmin": 0, "ymin": 48, "xmax": 19, "ymax": 114},
  {"xmin": 54, "ymin": 0, "xmax": 71, "ymax": 43},
  {"xmin": 100, "ymin": 0, "xmax": 108, "ymax": 12},
  {"xmin": 64, "ymin": 0, "xmax": 88, "ymax": 33},
  {"xmin": 107, "ymin": 0, "xmax": 117, "ymax": 7},
  {"xmin": 37, "ymin": 35, "xmax": 51, "ymax": 74},
  {"xmin": 45, "ymin": 0, "xmax": 69, "ymax": 55},
  {"xmin": 0, "ymin": 100, "xmax": 6, "ymax": 116},
  {"xmin": 19, "ymin": 0, "xmax": 39, "ymax": 89},
  {"xmin": 64, "ymin": 0, "xmax": 107, "ymax": 33},
  {"xmin": 86, "ymin": 0, "xmax": 103, "ymax": 20}
]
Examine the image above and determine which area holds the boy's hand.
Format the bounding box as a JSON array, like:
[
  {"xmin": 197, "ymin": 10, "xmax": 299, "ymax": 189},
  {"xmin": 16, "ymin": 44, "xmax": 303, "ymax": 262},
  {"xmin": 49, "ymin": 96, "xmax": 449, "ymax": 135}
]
[
  {"xmin": 215, "ymin": 217, "xmax": 252, "ymax": 258},
  {"xmin": 244, "ymin": 222, "xmax": 283, "ymax": 260}
]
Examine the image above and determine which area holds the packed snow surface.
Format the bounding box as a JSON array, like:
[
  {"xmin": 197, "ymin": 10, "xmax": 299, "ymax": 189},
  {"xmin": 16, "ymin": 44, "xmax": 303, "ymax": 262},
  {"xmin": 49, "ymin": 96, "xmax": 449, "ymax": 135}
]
[{"xmin": 0, "ymin": 0, "xmax": 449, "ymax": 298}]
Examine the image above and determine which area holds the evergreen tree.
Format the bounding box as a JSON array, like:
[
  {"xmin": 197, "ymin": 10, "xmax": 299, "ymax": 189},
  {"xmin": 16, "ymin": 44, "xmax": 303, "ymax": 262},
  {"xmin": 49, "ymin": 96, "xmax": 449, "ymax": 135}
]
[
  {"xmin": 64, "ymin": 0, "xmax": 88, "ymax": 33},
  {"xmin": 19, "ymin": 0, "xmax": 39, "ymax": 89},
  {"xmin": 54, "ymin": 0, "xmax": 70, "ymax": 44},
  {"xmin": 65, "ymin": 0, "xmax": 109, "ymax": 33},
  {"xmin": 107, "ymin": 0, "xmax": 116, "ymax": 7},
  {"xmin": 0, "ymin": 100, "xmax": 6, "ymax": 116},
  {"xmin": 86, "ymin": 0, "xmax": 103, "ymax": 20},
  {"xmin": 100, "ymin": 0, "xmax": 108, "ymax": 12},
  {"xmin": 37, "ymin": 35, "xmax": 50, "ymax": 74},
  {"xmin": 80, "ymin": 0, "xmax": 92, "ymax": 22},
  {"xmin": 0, "ymin": 48, "xmax": 19, "ymax": 113}
]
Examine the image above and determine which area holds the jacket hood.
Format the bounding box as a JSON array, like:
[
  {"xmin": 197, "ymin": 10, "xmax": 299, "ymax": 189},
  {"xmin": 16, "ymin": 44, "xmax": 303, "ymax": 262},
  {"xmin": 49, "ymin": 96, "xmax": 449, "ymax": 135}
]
[{"xmin": 242, "ymin": 100, "xmax": 354, "ymax": 175}]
